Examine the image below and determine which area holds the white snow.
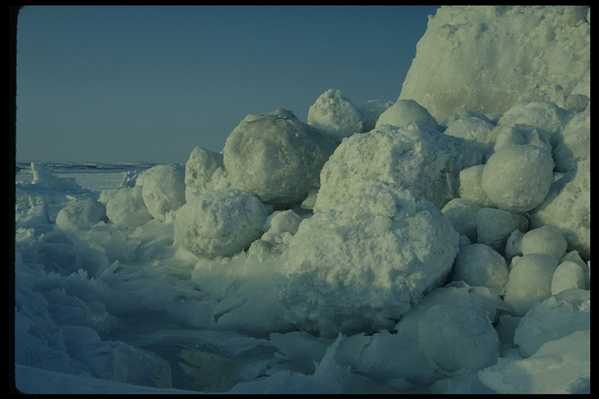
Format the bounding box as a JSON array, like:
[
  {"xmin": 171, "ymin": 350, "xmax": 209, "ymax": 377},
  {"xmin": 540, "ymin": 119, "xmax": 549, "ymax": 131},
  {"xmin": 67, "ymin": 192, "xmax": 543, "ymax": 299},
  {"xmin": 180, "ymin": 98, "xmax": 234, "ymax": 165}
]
[
  {"xmin": 375, "ymin": 99, "xmax": 440, "ymax": 131},
  {"xmin": 105, "ymin": 186, "xmax": 152, "ymax": 228},
  {"xmin": 223, "ymin": 108, "xmax": 336, "ymax": 206},
  {"xmin": 55, "ymin": 198, "xmax": 106, "ymax": 232},
  {"xmin": 481, "ymin": 145, "xmax": 554, "ymax": 213},
  {"xmin": 141, "ymin": 164, "xmax": 185, "ymax": 222},
  {"xmin": 184, "ymin": 146, "xmax": 230, "ymax": 203},
  {"xmin": 307, "ymin": 89, "xmax": 365, "ymax": 139}
]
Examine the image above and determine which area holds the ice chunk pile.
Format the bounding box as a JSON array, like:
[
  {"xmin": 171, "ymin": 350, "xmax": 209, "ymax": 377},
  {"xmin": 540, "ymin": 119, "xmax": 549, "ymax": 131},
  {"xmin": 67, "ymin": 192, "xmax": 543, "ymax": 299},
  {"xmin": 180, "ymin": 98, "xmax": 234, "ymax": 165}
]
[{"xmin": 14, "ymin": 5, "xmax": 590, "ymax": 395}]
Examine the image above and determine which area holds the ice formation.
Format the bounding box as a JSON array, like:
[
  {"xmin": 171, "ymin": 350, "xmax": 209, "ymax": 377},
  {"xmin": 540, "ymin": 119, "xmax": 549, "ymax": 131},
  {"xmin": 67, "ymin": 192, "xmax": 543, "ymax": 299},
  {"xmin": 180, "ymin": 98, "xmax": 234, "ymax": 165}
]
[
  {"xmin": 451, "ymin": 243, "xmax": 508, "ymax": 294},
  {"xmin": 14, "ymin": 5, "xmax": 590, "ymax": 395},
  {"xmin": 315, "ymin": 124, "xmax": 483, "ymax": 211},
  {"xmin": 140, "ymin": 164, "xmax": 185, "ymax": 222},
  {"xmin": 56, "ymin": 198, "xmax": 106, "ymax": 232},
  {"xmin": 513, "ymin": 288, "xmax": 590, "ymax": 357},
  {"xmin": 223, "ymin": 108, "xmax": 336, "ymax": 206},
  {"xmin": 307, "ymin": 89, "xmax": 365, "ymax": 139},
  {"xmin": 283, "ymin": 183, "xmax": 460, "ymax": 336},
  {"xmin": 375, "ymin": 99, "xmax": 440, "ymax": 131},
  {"xmin": 504, "ymin": 254, "xmax": 560, "ymax": 315},
  {"xmin": 357, "ymin": 99, "xmax": 393, "ymax": 131},
  {"xmin": 174, "ymin": 190, "xmax": 267, "ymax": 258},
  {"xmin": 184, "ymin": 146, "xmax": 230, "ymax": 203},
  {"xmin": 531, "ymin": 160, "xmax": 590, "ymax": 259},
  {"xmin": 399, "ymin": 6, "xmax": 590, "ymax": 122},
  {"xmin": 475, "ymin": 207, "xmax": 528, "ymax": 252},
  {"xmin": 520, "ymin": 225, "xmax": 568, "ymax": 259},
  {"xmin": 105, "ymin": 186, "xmax": 152, "ymax": 228},
  {"xmin": 481, "ymin": 145, "xmax": 554, "ymax": 213}
]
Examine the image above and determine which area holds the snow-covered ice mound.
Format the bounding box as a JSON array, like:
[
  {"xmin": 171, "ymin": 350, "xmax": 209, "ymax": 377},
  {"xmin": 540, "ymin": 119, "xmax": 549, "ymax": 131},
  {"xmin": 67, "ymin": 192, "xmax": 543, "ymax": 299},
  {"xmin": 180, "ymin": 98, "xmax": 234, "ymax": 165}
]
[
  {"xmin": 315, "ymin": 123, "xmax": 483, "ymax": 211},
  {"xmin": 184, "ymin": 146, "xmax": 230, "ymax": 203},
  {"xmin": 174, "ymin": 190, "xmax": 268, "ymax": 258},
  {"xmin": 105, "ymin": 186, "xmax": 152, "ymax": 228},
  {"xmin": 282, "ymin": 182, "xmax": 460, "ymax": 336},
  {"xmin": 141, "ymin": 164, "xmax": 185, "ymax": 222},
  {"xmin": 307, "ymin": 89, "xmax": 365, "ymax": 139},
  {"xmin": 56, "ymin": 198, "xmax": 106, "ymax": 232},
  {"xmin": 375, "ymin": 99, "xmax": 440, "ymax": 131},
  {"xmin": 399, "ymin": 6, "xmax": 590, "ymax": 122},
  {"xmin": 223, "ymin": 108, "xmax": 337, "ymax": 206}
]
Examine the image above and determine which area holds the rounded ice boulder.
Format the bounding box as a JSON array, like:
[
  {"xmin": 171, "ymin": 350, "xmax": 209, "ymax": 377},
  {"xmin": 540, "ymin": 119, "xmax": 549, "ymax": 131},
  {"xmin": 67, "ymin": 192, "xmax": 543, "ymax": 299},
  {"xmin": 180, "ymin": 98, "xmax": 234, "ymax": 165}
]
[
  {"xmin": 141, "ymin": 164, "xmax": 185, "ymax": 221},
  {"xmin": 458, "ymin": 165, "xmax": 493, "ymax": 207},
  {"xmin": 520, "ymin": 225, "xmax": 568, "ymax": 259},
  {"xmin": 307, "ymin": 89, "xmax": 365, "ymax": 139},
  {"xmin": 444, "ymin": 113, "xmax": 496, "ymax": 157},
  {"xmin": 441, "ymin": 198, "xmax": 480, "ymax": 241},
  {"xmin": 476, "ymin": 208, "xmax": 528, "ymax": 252},
  {"xmin": 497, "ymin": 102, "xmax": 569, "ymax": 146},
  {"xmin": 554, "ymin": 106, "xmax": 589, "ymax": 173},
  {"xmin": 531, "ymin": 160, "xmax": 590, "ymax": 259},
  {"xmin": 315, "ymin": 124, "xmax": 483, "ymax": 211},
  {"xmin": 357, "ymin": 99, "xmax": 393, "ymax": 131},
  {"xmin": 184, "ymin": 146, "xmax": 230, "ymax": 202},
  {"xmin": 56, "ymin": 198, "xmax": 106, "ymax": 232},
  {"xmin": 481, "ymin": 145, "xmax": 554, "ymax": 212},
  {"xmin": 375, "ymin": 99, "xmax": 440, "ymax": 131},
  {"xmin": 493, "ymin": 124, "xmax": 552, "ymax": 154},
  {"xmin": 551, "ymin": 261, "xmax": 588, "ymax": 295},
  {"xmin": 504, "ymin": 254, "xmax": 560, "ymax": 316},
  {"xmin": 281, "ymin": 183, "xmax": 460, "ymax": 337},
  {"xmin": 106, "ymin": 186, "xmax": 152, "ymax": 228},
  {"xmin": 451, "ymin": 244, "xmax": 508, "ymax": 295},
  {"xmin": 174, "ymin": 190, "xmax": 268, "ymax": 258},
  {"xmin": 223, "ymin": 108, "xmax": 336, "ymax": 206},
  {"xmin": 514, "ymin": 288, "xmax": 590, "ymax": 357}
]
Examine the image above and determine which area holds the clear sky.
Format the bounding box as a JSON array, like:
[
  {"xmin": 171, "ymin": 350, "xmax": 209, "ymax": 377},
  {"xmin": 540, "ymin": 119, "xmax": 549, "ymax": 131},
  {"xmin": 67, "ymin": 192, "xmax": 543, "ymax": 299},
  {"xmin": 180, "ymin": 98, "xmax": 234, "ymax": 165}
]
[{"xmin": 17, "ymin": 5, "xmax": 439, "ymax": 163}]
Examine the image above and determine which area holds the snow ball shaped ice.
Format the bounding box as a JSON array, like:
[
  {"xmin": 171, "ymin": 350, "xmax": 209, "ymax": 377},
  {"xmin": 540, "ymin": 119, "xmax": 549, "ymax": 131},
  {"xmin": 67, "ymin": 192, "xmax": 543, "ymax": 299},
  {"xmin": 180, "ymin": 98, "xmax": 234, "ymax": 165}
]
[
  {"xmin": 458, "ymin": 165, "xmax": 493, "ymax": 207},
  {"xmin": 357, "ymin": 99, "xmax": 393, "ymax": 131},
  {"xmin": 481, "ymin": 144, "xmax": 554, "ymax": 213},
  {"xmin": 307, "ymin": 88, "xmax": 365, "ymax": 139},
  {"xmin": 141, "ymin": 164, "xmax": 185, "ymax": 222},
  {"xmin": 514, "ymin": 288, "xmax": 590, "ymax": 357},
  {"xmin": 56, "ymin": 198, "xmax": 106, "ymax": 232},
  {"xmin": 504, "ymin": 254, "xmax": 560, "ymax": 316},
  {"xmin": 554, "ymin": 106, "xmax": 589, "ymax": 173},
  {"xmin": 476, "ymin": 208, "xmax": 528, "ymax": 252},
  {"xmin": 315, "ymin": 124, "xmax": 482, "ymax": 211},
  {"xmin": 106, "ymin": 186, "xmax": 152, "ymax": 228},
  {"xmin": 493, "ymin": 124, "xmax": 552, "ymax": 154},
  {"xmin": 452, "ymin": 244, "xmax": 508, "ymax": 295},
  {"xmin": 497, "ymin": 102, "xmax": 569, "ymax": 146},
  {"xmin": 441, "ymin": 198, "xmax": 480, "ymax": 241},
  {"xmin": 551, "ymin": 261, "xmax": 588, "ymax": 295},
  {"xmin": 520, "ymin": 225, "xmax": 567, "ymax": 259},
  {"xmin": 531, "ymin": 160, "xmax": 590, "ymax": 259},
  {"xmin": 262, "ymin": 210, "xmax": 302, "ymax": 242},
  {"xmin": 223, "ymin": 108, "xmax": 336, "ymax": 206},
  {"xmin": 184, "ymin": 146, "xmax": 230, "ymax": 203},
  {"xmin": 444, "ymin": 113, "xmax": 496, "ymax": 156},
  {"xmin": 418, "ymin": 303, "xmax": 499, "ymax": 375},
  {"xmin": 282, "ymin": 183, "xmax": 460, "ymax": 337},
  {"xmin": 375, "ymin": 99, "xmax": 440, "ymax": 131},
  {"xmin": 174, "ymin": 190, "xmax": 268, "ymax": 258}
]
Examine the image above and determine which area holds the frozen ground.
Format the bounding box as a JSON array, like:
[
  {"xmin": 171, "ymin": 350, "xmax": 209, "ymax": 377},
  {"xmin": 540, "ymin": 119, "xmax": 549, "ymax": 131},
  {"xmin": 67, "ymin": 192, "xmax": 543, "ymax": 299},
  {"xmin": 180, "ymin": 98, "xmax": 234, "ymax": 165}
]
[{"xmin": 14, "ymin": 5, "xmax": 589, "ymax": 395}]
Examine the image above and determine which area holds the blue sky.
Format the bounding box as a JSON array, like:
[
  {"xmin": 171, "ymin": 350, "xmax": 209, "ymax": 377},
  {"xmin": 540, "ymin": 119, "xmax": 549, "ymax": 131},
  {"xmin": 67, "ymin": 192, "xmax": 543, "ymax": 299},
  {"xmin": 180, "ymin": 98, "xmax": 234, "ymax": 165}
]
[{"xmin": 17, "ymin": 5, "xmax": 438, "ymax": 163}]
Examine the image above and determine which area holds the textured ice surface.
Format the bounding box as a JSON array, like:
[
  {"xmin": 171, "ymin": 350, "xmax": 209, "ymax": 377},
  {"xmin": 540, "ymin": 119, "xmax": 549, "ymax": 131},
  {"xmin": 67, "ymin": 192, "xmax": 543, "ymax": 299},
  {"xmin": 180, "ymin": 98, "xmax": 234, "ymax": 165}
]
[
  {"xmin": 400, "ymin": 6, "xmax": 590, "ymax": 122},
  {"xmin": 481, "ymin": 145, "xmax": 554, "ymax": 213},
  {"xmin": 531, "ymin": 160, "xmax": 590, "ymax": 259},
  {"xmin": 441, "ymin": 198, "xmax": 480, "ymax": 241},
  {"xmin": 174, "ymin": 190, "xmax": 267, "ymax": 258},
  {"xmin": 375, "ymin": 99, "xmax": 440, "ymax": 131},
  {"xmin": 458, "ymin": 165, "xmax": 493, "ymax": 207},
  {"xmin": 307, "ymin": 89, "xmax": 365, "ymax": 139},
  {"xmin": 283, "ymin": 183, "xmax": 460, "ymax": 336},
  {"xmin": 357, "ymin": 99, "xmax": 393, "ymax": 131},
  {"xmin": 451, "ymin": 243, "xmax": 508, "ymax": 295},
  {"xmin": 478, "ymin": 330, "xmax": 590, "ymax": 394},
  {"xmin": 224, "ymin": 108, "xmax": 336, "ymax": 206},
  {"xmin": 520, "ymin": 225, "xmax": 568, "ymax": 259},
  {"xmin": 141, "ymin": 164, "xmax": 185, "ymax": 222},
  {"xmin": 554, "ymin": 105, "xmax": 589, "ymax": 172},
  {"xmin": 476, "ymin": 207, "xmax": 528, "ymax": 252},
  {"xmin": 513, "ymin": 288, "xmax": 589, "ymax": 357},
  {"xmin": 105, "ymin": 186, "xmax": 152, "ymax": 228},
  {"xmin": 504, "ymin": 254, "xmax": 560, "ymax": 316},
  {"xmin": 56, "ymin": 198, "xmax": 106, "ymax": 232},
  {"xmin": 184, "ymin": 146, "xmax": 230, "ymax": 203},
  {"xmin": 315, "ymin": 124, "xmax": 483, "ymax": 211}
]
